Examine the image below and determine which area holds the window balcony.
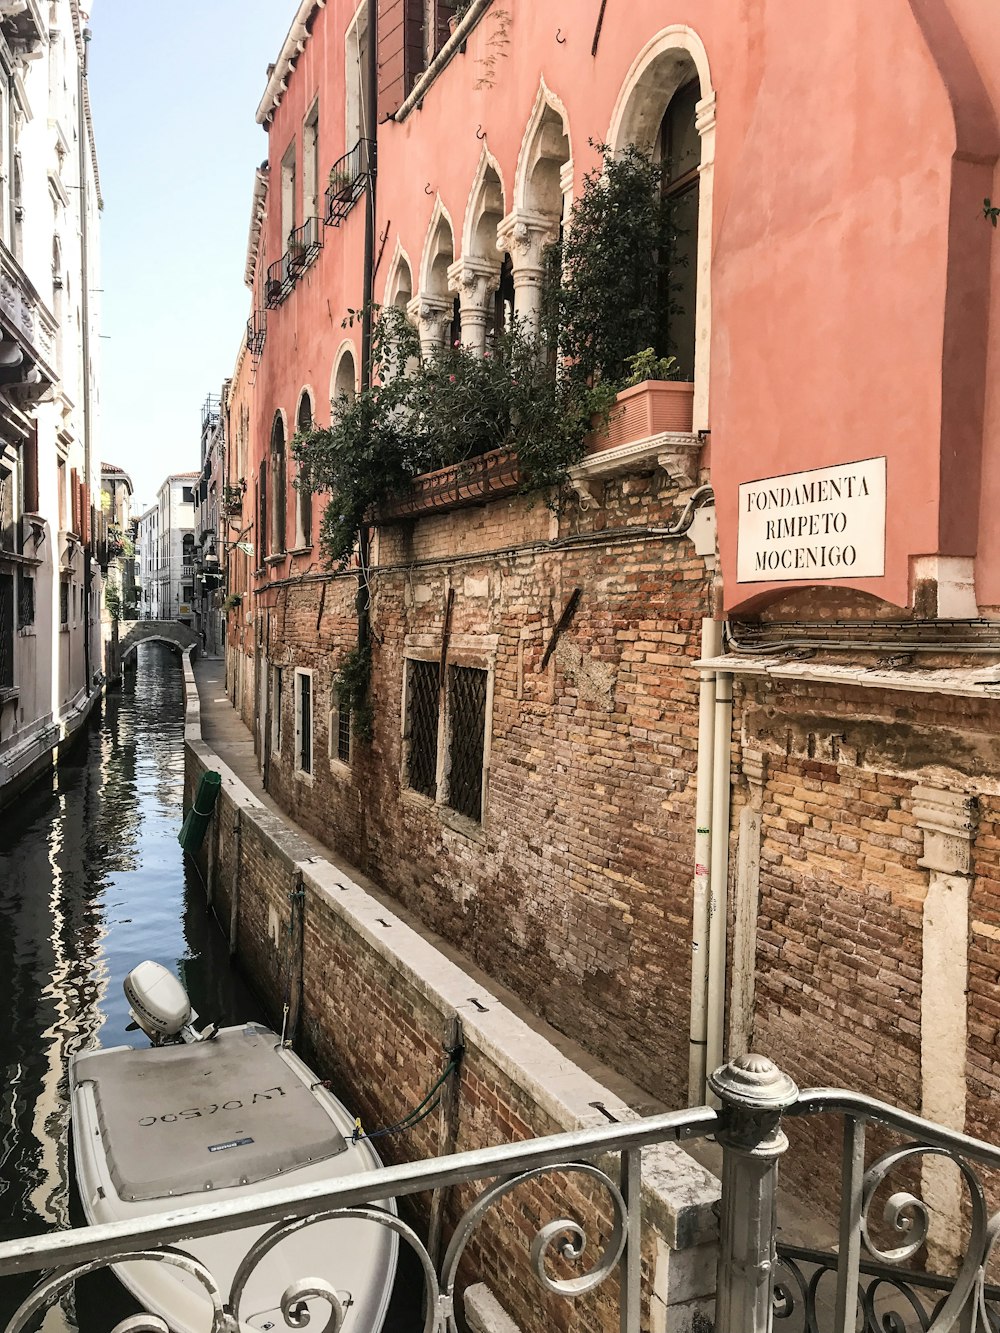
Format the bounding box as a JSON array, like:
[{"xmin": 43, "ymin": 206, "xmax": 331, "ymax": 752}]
[
  {"xmin": 325, "ymin": 139, "xmax": 372, "ymax": 227},
  {"xmin": 246, "ymin": 310, "xmax": 266, "ymax": 363},
  {"xmin": 264, "ymin": 218, "xmax": 323, "ymax": 308}
]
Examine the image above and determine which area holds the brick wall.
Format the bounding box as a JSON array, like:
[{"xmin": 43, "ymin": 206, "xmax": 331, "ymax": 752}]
[
  {"xmin": 185, "ymin": 711, "xmax": 720, "ymax": 1333},
  {"xmin": 250, "ymin": 475, "xmax": 713, "ymax": 1111}
]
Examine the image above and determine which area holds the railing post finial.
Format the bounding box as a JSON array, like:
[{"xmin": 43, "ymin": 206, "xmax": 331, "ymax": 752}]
[{"xmin": 709, "ymin": 1054, "xmax": 799, "ymax": 1333}]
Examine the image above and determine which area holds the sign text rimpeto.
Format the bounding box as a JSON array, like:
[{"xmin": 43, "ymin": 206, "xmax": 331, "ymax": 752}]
[{"xmin": 737, "ymin": 458, "xmax": 886, "ymax": 583}]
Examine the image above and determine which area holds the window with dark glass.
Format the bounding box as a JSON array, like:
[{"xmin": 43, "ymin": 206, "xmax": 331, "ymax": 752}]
[
  {"xmin": 491, "ymin": 253, "xmax": 515, "ymax": 344},
  {"xmin": 406, "ymin": 659, "xmax": 439, "ymax": 798},
  {"xmin": 270, "ymin": 414, "xmax": 286, "ymax": 553},
  {"xmin": 258, "ymin": 461, "xmax": 268, "ymax": 562},
  {"xmin": 296, "ymin": 394, "xmax": 313, "ymax": 548},
  {"xmin": 59, "ymin": 579, "xmax": 69, "ymax": 625},
  {"xmin": 446, "ymin": 665, "xmax": 487, "ymax": 822},
  {"xmin": 0, "ymin": 464, "xmax": 13, "ymax": 550},
  {"xmin": 658, "ymin": 77, "xmax": 701, "ymax": 380},
  {"xmin": 332, "ymin": 689, "xmax": 351, "ymax": 766},
  {"xmin": 17, "ymin": 570, "xmax": 33, "ymax": 627},
  {"xmin": 0, "ymin": 573, "xmax": 13, "ymax": 689},
  {"xmin": 182, "ymin": 486, "xmax": 194, "ymax": 504},
  {"xmin": 296, "ymin": 671, "xmax": 312, "ymax": 775}
]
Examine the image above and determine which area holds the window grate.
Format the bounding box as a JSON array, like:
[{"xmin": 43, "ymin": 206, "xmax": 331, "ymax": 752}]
[
  {"xmin": 59, "ymin": 580, "xmax": 68, "ymax": 626},
  {"xmin": 406, "ymin": 659, "xmax": 439, "ymax": 798},
  {"xmin": 447, "ymin": 665, "xmax": 487, "ymax": 822},
  {"xmin": 16, "ymin": 570, "xmax": 33, "ymax": 627},
  {"xmin": 337, "ymin": 700, "xmax": 351, "ymax": 765},
  {"xmin": 0, "ymin": 574, "xmax": 12, "ymax": 688}
]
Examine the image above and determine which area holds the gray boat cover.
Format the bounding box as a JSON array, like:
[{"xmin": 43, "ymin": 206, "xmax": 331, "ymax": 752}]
[{"xmin": 76, "ymin": 1025, "xmax": 348, "ymax": 1202}]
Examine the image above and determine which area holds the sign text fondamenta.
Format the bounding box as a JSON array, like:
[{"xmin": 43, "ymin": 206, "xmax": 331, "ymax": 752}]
[{"xmin": 737, "ymin": 458, "xmax": 886, "ymax": 583}]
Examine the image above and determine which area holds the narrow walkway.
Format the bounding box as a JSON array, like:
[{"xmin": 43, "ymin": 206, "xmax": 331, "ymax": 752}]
[{"xmin": 192, "ymin": 655, "xmax": 668, "ymax": 1118}]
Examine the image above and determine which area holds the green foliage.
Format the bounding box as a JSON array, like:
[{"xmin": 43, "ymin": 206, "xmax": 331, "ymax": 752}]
[
  {"xmin": 105, "ymin": 583, "xmax": 136, "ymax": 623},
  {"xmin": 623, "ymin": 348, "xmax": 682, "ymax": 387},
  {"xmin": 222, "ymin": 593, "xmax": 243, "ymax": 613},
  {"xmin": 335, "ymin": 642, "xmax": 373, "ymax": 743},
  {"xmin": 550, "ymin": 142, "xmax": 683, "ymax": 387},
  {"xmin": 985, "ymin": 197, "xmax": 1000, "ymax": 228},
  {"xmin": 293, "ymin": 308, "xmax": 607, "ymax": 568}
]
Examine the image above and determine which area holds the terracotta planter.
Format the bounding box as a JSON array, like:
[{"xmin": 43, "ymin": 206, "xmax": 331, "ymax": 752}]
[
  {"xmin": 378, "ymin": 447, "xmax": 521, "ymax": 520},
  {"xmin": 588, "ymin": 380, "xmax": 694, "ymax": 453}
]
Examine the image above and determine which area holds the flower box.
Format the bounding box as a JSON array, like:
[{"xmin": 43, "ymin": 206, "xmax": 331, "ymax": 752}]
[
  {"xmin": 588, "ymin": 380, "xmax": 694, "ymax": 453},
  {"xmin": 378, "ymin": 447, "xmax": 521, "ymax": 520}
]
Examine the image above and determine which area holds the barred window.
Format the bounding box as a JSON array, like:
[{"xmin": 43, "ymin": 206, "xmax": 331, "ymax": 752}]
[
  {"xmin": 16, "ymin": 570, "xmax": 33, "ymax": 627},
  {"xmin": 0, "ymin": 573, "xmax": 12, "ymax": 689},
  {"xmin": 330, "ymin": 692, "xmax": 351, "ymax": 767},
  {"xmin": 446, "ymin": 666, "xmax": 487, "ymax": 822},
  {"xmin": 405, "ymin": 659, "xmax": 439, "ymax": 798},
  {"xmin": 271, "ymin": 666, "xmax": 283, "ymax": 751}
]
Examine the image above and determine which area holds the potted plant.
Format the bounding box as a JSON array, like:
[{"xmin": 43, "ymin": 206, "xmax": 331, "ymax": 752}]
[
  {"xmin": 328, "ymin": 165, "xmax": 353, "ymax": 203},
  {"xmin": 222, "ymin": 593, "xmax": 243, "ymax": 613},
  {"xmin": 549, "ymin": 143, "xmax": 696, "ymax": 451},
  {"xmin": 286, "ymin": 232, "xmax": 307, "ymax": 274},
  {"xmin": 599, "ymin": 348, "xmax": 694, "ymax": 449}
]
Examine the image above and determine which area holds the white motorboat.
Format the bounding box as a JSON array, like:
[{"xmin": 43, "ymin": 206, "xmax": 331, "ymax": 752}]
[{"xmin": 70, "ymin": 962, "xmax": 398, "ymax": 1333}]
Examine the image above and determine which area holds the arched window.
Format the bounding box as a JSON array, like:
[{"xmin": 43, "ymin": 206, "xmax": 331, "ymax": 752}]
[
  {"xmin": 333, "ymin": 347, "xmax": 357, "ymax": 405},
  {"xmin": 270, "ymin": 413, "xmax": 286, "ymax": 554},
  {"xmin": 658, "ymin": 78, "xmax": 701, "ymax": 380},
  {"xmin": 295, "ymin": 392, "xmax": 313, "ymax": 549}
]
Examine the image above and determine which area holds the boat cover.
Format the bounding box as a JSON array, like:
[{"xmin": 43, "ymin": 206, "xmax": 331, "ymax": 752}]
[{"xmin": 75, "ymin": 1024, "xmax": 348, "ymax": 1202}]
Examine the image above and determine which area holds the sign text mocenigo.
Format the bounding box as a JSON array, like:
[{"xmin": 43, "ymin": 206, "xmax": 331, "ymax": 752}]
[{"xmin": 737, "ymin": 458, "xmax": 886, "ymax": 583}]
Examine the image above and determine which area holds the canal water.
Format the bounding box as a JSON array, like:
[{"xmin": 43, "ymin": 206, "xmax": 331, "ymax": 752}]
[{"xmin": 0, "ymin": 643, "xmax": 420, "ymax": 1331}]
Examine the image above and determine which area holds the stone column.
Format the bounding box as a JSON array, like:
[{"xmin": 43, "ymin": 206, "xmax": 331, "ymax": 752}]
[
  {"xmin": 913, "ymin": 783, "xmax": 977, "ymax": 1269},
  {"xmin": 496, "ymin": 209, "xmax": 557, "ymax": 333},
  {"xmin": 406, "ymin": 294, "xmax": 452, "ymax": 359},
  {"xmin": 709, "ymin": 1054, "xmax": 799, "ymax": 1333},
  {"xmin": 447, "ymin": 259, "xmax": 499, "ymax": 356}
]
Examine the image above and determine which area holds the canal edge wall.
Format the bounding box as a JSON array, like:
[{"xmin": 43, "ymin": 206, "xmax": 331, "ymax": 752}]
[{"xmin": 181, "ymin": 652, "xmax": 720, "ymax": 1333}]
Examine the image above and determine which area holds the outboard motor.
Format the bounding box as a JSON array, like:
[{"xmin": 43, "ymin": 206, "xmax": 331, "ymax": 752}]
[{"xmin": 123, "ymin": 961, "xmax": 217, "ymax": 1045}]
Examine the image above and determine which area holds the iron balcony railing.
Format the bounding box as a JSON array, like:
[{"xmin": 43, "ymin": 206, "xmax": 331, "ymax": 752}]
[
  {"xmin": 4, "ymin": 1054, "xmax": 1000, "ymax": 1333},
  {"xmin": 264, "ymin": 218, "xmax": 324, "ymax": 308},
  {"xmin": 325, "ymin": 138, "xmax": 373, "ymax": 226},
  {"xmin": 246, "ymin": 310, "xmax": 267, "ymax": 362}
]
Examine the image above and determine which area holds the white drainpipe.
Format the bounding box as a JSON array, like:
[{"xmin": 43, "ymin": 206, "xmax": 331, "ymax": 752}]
[
  {"xmin": 688, "ymin": 618, "xmax": 722, "ymax": 1103},
  {"xmin": 705, "ymin": 664, "xmax": 734, "ymax": 1094}
]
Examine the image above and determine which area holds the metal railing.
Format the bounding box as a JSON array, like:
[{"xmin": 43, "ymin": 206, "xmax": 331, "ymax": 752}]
[
  {"xmin": 325, "ymin": 138, "xmax": 372, "ymax": 226},
  {"xmin": 264, "ymin": 218, "xmax": 323, "ymax": 309},
  {"xmin": 4, "ymin": 1056, "xmax": 1000, "ymax": 1333},
  {"xmin": 246, "ymin": 310, "xmax": 266, "ymax": 362}
]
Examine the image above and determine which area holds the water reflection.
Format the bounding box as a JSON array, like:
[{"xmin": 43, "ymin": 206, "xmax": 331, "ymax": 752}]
[{"xmin": 0, "ymin": 643, "xmax": 262, "ymax": 1324}]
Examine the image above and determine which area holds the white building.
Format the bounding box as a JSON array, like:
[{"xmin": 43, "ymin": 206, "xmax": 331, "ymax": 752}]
[
  {"xmin": 150, "ymin": 474, "xmax": 196, "ymax": 625},
  {"xmin": 136, "ymin": 504, "xmax": 158, "ymax": 619},
  {"xmin": 0, "ymin": 0, "xmax": 103, "ymax": 809}
]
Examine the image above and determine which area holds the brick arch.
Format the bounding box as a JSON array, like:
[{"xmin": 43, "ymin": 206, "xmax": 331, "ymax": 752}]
[{"xmin": 120, "ymin": 620, "xmax": 199, "ymax": 661}]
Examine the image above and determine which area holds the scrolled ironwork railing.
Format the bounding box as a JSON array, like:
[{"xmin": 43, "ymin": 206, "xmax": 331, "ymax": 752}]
[
  {"xmin": 325, "ymin": 138, "xmax": 373, "ymax": 226},
  {"xmin": 9, "ymin": 1063, "xmax": 1000, "ymax": 1333}
]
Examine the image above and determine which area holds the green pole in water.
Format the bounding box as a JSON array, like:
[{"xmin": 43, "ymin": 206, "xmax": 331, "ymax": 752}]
[{"xmin": 179, "ymin": 770, "xmax": 222, "ymax": 853}]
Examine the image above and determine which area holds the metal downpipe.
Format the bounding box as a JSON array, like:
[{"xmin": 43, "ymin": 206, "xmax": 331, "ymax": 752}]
[
  {"xmin": 705, "ymin": 666, "xmax": 734, "ymax": 1093},
  {"xmin": 689, "ymin": 618, "xmax": 721, "ymax": 1103}
]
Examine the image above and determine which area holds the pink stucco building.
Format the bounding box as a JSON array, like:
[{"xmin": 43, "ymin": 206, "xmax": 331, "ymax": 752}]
[{"xmin": 221, "ymin": 0, "xmax": 1000, "ymax": 1243}]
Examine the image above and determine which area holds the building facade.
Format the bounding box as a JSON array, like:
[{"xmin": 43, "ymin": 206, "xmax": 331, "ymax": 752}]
[
  {"xmin": 150, "ymin": 474, "xmax": 197, "ymax": 627},
  {"xmin": 97, "ymin": 460, "xmax": 135, "ymax": 681},
  {"xmin": 221, "ymin": 0, "xmax": 1000, "ymax": 1246},
  {"xmin": 0, "ymin": 0, "xmax": 103, "ymax": 809},
  {"xmin": 193, "ymin": 394, "xmax": 225, "ymax": 655}
]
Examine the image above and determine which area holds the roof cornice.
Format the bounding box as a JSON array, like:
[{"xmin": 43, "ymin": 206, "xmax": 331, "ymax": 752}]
[
  {"xmin": 256, "ymin": 0, "xmax": 324, "ymax": 128},
  {"xmin": 244, "ymin": 164, "xmax": 269, "ymax": 289}
]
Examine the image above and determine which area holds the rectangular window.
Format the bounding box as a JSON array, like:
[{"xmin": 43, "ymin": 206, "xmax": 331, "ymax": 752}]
[
  {"xmin": 0, "ymin": 573, "xmax": 13, "ymax": 688},
  {"xmin": 405, "ymin": 658, "xmax": 440, "ymax": 798},
  {"xmin": 281, "ymin": 140, "xmax": 296, "ymax": 248},
  {"xmin": 57, "ymin": 459, "xmax": 66, "ymax": 531},
  {"xmin": 271, "ymin": 665, "xmax": 283, "ymax": 752},
  {"xmin": 16, "ymin": 570, "xmax": 33, "ymax": 627},
  {"xmin": 330, "ymin": 691, "xmax": 351, "ymax": 767},
  {"xmin": 182, "ymin": 486, "xmax": 194, "ymax": 504},
  {"xmin": 295, "ymin": 669, "xmax": 313, "ymax": 775},
  {"xmin": 182, "ymin": 584, "xmax": 194, "ymax": 602},
  {"xmin": 303, "ymin": 100, "xmax": 320, "ymax": 220},
  {"xmin": 22, "ymin": 428, "xmax": 38, "ymax": 514},
  {"xmin": 446, "ymin": 665, "xmax": 487, "ymax": 822},
  {"xmin": 0, "ymin": 464, "xmax": 12, "ymax": 550},
  {"xmin": 60, "ymin": 579, "xmax": 69, "ymax": 626}
]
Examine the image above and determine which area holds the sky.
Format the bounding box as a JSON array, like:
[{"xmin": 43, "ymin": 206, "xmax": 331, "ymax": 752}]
[{"xmin": 87, "ymin": 1, "xmax": 297, "ymax": 514}]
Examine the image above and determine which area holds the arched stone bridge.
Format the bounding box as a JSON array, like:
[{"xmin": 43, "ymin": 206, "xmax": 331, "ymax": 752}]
[{"xmin": 119, "ymin": 619, "xmax": 200, "ymax": 664}]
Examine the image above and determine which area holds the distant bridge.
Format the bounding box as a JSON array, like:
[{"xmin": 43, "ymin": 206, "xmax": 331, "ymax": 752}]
[{"xmin": 119, "ymin": 619, "xmax": 199, "ymax": 664}]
